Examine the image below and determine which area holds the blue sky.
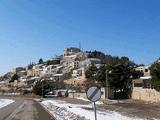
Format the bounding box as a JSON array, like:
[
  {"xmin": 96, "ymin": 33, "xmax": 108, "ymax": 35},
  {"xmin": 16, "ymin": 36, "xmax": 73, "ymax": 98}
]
[{"xmin": 0, "ymin": 0, "xmax": 160, "ymax": 75}]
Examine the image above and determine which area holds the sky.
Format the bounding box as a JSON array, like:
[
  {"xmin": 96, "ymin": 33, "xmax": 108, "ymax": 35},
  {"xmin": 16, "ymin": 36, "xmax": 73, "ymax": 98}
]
[{"xmin": 0, "ymin": 0, "xmax": 160, "ymax": 75}]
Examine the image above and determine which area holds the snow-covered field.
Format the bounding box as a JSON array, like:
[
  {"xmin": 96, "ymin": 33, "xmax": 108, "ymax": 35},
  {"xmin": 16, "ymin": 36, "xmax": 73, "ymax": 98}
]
[
  {"xmin": 41, "ymin": 99, "xmax": 143, "ymax": 120},
  {"xmin": 0, "ymin": 99, "xmax": 14, "ymax": 109}
]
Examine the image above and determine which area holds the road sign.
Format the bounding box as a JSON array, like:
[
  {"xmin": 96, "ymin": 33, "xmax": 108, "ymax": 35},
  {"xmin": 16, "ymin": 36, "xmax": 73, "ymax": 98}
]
[
  {"xmin": 86, "ymin": 86, "xmax": 101, "ymax": 120},
  {"xmin": 86, "ymin": 86, "xmax": 101, "ymax": 102}
]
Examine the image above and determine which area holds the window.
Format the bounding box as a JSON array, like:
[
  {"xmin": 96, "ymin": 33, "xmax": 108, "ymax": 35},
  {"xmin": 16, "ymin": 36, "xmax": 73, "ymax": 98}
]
[{"xmin": 145, "ymin": 69, "xmax": 148, "ymax": 72}]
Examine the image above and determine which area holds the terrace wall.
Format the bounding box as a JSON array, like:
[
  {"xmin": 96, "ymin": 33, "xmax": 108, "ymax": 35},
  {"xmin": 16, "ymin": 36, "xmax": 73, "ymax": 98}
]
[{"xmin": 132, "ymin": 87, "xmax": 160, "ymax": 103}]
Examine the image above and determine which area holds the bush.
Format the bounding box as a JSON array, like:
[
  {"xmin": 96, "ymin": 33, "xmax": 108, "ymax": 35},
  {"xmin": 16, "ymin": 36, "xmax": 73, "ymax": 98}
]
[
  {"xmin": 57, "ymin": 91, "xmax": 62, "ymax": 97},
  {"xmin": 33, "ymin": 80, "xmax": 54, "ymax": 96},
  {"xmin": 150, "ymin": 62, "xmax": 160, "ymax": 91}
]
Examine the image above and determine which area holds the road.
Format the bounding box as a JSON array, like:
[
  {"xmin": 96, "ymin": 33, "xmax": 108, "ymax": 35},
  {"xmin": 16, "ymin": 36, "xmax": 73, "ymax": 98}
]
[{"xmin": 0, "ymin": 97, "xmax": 55, "ymax": 120}]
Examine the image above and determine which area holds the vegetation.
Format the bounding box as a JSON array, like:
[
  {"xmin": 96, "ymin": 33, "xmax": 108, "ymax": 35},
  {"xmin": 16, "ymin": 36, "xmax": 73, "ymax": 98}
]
[
  {"xmin": 107, "ymin": 57, "xmax": 139, "ymax": 91},
  {"xmin": 87, "ymin": 50, "xmax": 106, "ymax": 63},
  {"xmin": 33, "ymin": 80, "xmax": 54, "ymax": 96},
  {"xmin": 33, "ymin": 79, "xmax": 66, "ymax": 96},
  {"xmin": 27, "ymin": 63, "xmax": 34, "ymax": 70},
  {"xmin": 85, "ymin": 65, "xmax": 98, "ymax": 80},
  {"xmin": 150, "ymin": 62, "xmax": 160, "ymax": 91},
  {"xmin": 96, "ymin": 65, "xmax": 106, "ymax": 86},
  {"xmin": 9, "ymin": 74, "xmax": 19, "ymax": 83},
  {"xmin": 38, "ymin": 58, "xmax": 44, "ymax": 64},
  {"xmin": 46, "ymin": 59, "xmax": 60, "ymax": 65},
  {"xmin": 85, "ymin": 56, "xmax": 143, "ymax": 98},
  {"xmin": 85, "ymin": 65, "xmax": 107, "ymax": 86}
]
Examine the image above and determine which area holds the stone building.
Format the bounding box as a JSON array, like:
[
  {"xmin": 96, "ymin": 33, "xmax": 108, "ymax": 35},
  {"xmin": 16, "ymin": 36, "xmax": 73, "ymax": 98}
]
[
  {"xmin": 12, "ymin": 67, "xmax": 25, "ymax": 74},
  {"xmin": 61, "ymin": 51, "xmax": 88, "ymax": 70},
  {"xmin": 79, "ymin": 58, "xmax": 102, "ymax": 68},
  {"xmin": 63, "ymin": 47, "xmax": 81, "ymax": 56},
  {"xmin": 135, "ymin": 65, "xmax": 151, "ymax": 77},
  {"xmin": 133, "ymin": 65, "xmax": 152, "ymax": 88}
]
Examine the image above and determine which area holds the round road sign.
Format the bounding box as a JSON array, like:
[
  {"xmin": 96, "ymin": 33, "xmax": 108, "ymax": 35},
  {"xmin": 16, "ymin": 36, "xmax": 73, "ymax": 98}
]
[{"xmin": 86, "ymin": 86, "xmax": 101, "ymax": 102}]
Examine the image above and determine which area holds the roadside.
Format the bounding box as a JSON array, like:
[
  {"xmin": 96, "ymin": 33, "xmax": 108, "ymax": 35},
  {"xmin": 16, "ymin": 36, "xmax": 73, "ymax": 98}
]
[
  {"xmin": 100, "ymin": 99, "xmax": 160, "ymax": 120},
  {"xmin": 1, "ymin": 96, "xmax": 160, "ymax": 120},
  {"xmin": 41, "ymin": 97, "xmax": 160, "ymax": 120}
]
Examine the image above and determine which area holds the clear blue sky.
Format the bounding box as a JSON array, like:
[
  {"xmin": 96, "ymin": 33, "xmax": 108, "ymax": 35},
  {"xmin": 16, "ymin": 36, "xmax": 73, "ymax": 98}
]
[{"xmin": 0, "ymin": 0, "xmax": 160, "ymax": 75}]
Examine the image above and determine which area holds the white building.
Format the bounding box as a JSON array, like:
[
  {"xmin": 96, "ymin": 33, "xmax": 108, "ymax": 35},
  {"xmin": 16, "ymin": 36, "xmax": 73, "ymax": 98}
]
[
  {"xmin": 12, "ymin": 67, "xmax": 25, "ymax": 74},
  {"xmin": 72, "ymin": 69, "xmax": 82, "ymax": 78},
  {"xmin": 61, "ymin": 52, "xmax": 88, "ymax": 70},
  {"xmin": 63, "ymin": 47, "xmax": 81, "ymax": 56},
  {"xmin": 135, "ymin": 65, "xmax": 151, "ymax": 80},
  {"xmin": 80, "ymin": 58, "xmax": 102, "ymax": 68}
]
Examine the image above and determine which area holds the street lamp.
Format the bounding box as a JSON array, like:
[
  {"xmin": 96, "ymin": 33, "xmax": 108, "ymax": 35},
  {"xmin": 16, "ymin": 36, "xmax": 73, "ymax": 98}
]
[
  {"xmin": 105, "ymin": 70, "xmax": 112, "ymax": 100},
  {"xmin": 105, "ymin": 69, "xmax": 108, "ymax": 100},
  {"xmin": 41, "ymin": 79, "xmax": 44, "ymax": 98}
]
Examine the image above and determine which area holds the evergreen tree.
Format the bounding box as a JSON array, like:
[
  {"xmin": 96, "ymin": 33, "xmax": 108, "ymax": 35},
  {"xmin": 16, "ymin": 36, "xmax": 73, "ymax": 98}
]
[
  {"xmin": 85, "ymin": 65, "xmax": 98, "ymax": 80},
  {"xmin": 38, "ymin": 58, "xmax": 43, "ymax": 64},
  {"xmin": 10, "ymin": 74, "xmax": 19, "ymax": 83},
  {"xmin": 150, "ymin": 62, "xmax": 160, "ymax": 91}
]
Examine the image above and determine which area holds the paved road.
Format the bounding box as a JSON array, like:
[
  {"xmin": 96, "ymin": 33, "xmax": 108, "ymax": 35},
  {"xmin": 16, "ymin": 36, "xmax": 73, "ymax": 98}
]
[{"xmin": 0, "ymin": 98, "xmax": 55, "ymax": 120}]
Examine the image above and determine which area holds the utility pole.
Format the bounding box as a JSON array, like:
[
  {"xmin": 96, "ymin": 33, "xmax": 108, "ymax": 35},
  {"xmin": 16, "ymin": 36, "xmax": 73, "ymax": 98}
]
[
  {"xmin": 79, "ymin": 42, "xmax": 82, "ymax": 51},
  {"xmin": 41, "ymin": 79, "xmax": 44, "ymax": 98},
  {"xmin": 105, "ymin": 70, "xmax": 109, "ymax": 100}
]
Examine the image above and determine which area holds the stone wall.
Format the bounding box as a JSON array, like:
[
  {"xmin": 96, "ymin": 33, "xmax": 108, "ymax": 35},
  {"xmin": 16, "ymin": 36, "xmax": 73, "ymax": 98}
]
[
  {"xmin": 68, "ymin": 92, "xmax": 87, "ymax": 99},
  {"xmin": 132, "ymin": 87, "xmax": 160, "ymax": 103},
  {"xmin": 68, "ymin": 88, "xmax": 106, "ymax": 101}
]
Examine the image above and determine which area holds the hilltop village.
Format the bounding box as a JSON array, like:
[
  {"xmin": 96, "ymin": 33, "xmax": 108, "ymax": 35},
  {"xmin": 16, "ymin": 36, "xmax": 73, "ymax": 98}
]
[
  {"xmin": 0, "ymin": 47, "xmax": 160, "ymax": 103},
  {"xmin": 0, "ymin": 47, "xmax": 104, "ymax": 92}
]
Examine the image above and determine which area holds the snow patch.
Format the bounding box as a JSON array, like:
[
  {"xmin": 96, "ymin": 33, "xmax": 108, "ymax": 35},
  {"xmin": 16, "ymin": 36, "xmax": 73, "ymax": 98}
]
[
  {"xmin": 41, "ymin": 99, "xmax": 143, "ymax": 120},
  {"xmin": 76, "ymin": 97, "xmax": 104, "ymax": 105},
  {"xmin": 75, "ymin": 97, "xmax": 89, "ymax": 102},
  {"xmin": 0, "ymin": 99, "xmax": 14, "ymax": 109}
]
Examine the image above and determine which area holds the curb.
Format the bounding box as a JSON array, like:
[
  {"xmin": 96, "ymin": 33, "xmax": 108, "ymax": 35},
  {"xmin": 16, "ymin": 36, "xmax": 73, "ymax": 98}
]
[{"xmin": 33, "ymin": 99, "xmax": 57, "ymax": 120}]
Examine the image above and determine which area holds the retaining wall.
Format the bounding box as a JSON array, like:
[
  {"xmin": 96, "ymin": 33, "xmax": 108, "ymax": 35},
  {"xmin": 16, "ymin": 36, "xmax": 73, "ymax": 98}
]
[
  {"xmin": 132, "ymin": 87, "xmax": 160, "ymax": 103},
  {"xmin": 68, "ymin": 88, "xmax": 106, "ymax": 101}
]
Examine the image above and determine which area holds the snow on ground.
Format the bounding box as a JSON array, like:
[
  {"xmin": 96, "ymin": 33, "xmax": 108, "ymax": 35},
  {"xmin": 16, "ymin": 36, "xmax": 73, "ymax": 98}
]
[
  {"xmin": 0, "ymin": 99, "xmax": 14, "ymax": 109},
  {"xmin": 41, "ymin": 99, "xmax": 143, "ymax": 120},
  {"xmin": 76, "ymin": 97, "xmax": 104, "ymax": 105},
  {"xmin": 76, "ymin": 97, "xmax": 124, "ymax": 104},
  {"xmin": 75, "ymin": 97, "xmax": 90, "ymax": 102}
]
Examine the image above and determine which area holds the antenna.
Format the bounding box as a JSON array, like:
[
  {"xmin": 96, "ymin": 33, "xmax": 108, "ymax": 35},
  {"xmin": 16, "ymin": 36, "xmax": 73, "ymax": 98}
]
[{"xmin": 79, "ymin": 42, "xmax": 82, "ymax": 51}]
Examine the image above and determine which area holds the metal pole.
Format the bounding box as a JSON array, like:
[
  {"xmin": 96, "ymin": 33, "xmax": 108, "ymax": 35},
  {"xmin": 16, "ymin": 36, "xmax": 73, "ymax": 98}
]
[
  {"xmin": 94, "ymin": 102, "xmax": 97, "ymax": 120},
  {"xmin": 105, "ymin": 70, "xmax": 108, "ymax": 100},
  {"xmin": 42, "ymin": 80, "xmax": 43, "ymax": 97}
]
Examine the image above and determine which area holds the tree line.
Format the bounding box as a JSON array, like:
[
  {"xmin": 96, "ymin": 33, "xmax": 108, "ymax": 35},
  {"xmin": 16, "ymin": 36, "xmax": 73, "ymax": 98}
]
[{"xmin": 85, "ymin": 51, "xmax": 144, "ymax": 98}]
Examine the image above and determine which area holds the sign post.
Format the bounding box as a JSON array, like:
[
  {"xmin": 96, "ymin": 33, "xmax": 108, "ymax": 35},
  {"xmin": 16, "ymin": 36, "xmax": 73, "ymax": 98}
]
[
  {"xmin": 93, "ymin": 102, "xmax": 97, "ymax": 120},
  {"xmin": 86, "ymin": 86, "xmax": 101, "ymax": 120}
]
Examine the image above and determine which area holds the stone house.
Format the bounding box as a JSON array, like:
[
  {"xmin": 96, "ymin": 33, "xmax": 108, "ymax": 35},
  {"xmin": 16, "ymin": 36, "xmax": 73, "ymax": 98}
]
[
  {"xmin": 12, "ymin": 67, "xmax": 25, "ymax": 74},
  {"xmin": 31, "ymin": 64, "xmax": 45, "ymax": 77},
  {"xmin": 72, "ymin": 69, "xmax": 82, "ymax": 78},
  {"xmin": 135, "ymin": 65, "xmax": 151, "ymax": 77},
  {"xmin": 79, "ymin": 58, "xmax": 102, "ymax": 69},
  {"xmin": 63, "ymin": 47, "xmax": 81, "ymax": 56},
  {"xmin": 61, "ymin": 52, "xmax": 88, "ymax": 70}
]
